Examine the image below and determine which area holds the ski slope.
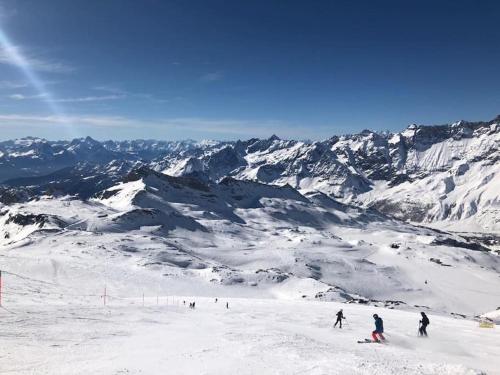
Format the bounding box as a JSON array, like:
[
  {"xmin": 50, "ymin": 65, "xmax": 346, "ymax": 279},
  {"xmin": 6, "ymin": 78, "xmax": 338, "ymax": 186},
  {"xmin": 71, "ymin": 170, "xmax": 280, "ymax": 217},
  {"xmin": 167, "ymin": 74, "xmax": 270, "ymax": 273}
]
[{"xmin": 1, "ymin": 297, "xmax": 499, "ymax": 375}]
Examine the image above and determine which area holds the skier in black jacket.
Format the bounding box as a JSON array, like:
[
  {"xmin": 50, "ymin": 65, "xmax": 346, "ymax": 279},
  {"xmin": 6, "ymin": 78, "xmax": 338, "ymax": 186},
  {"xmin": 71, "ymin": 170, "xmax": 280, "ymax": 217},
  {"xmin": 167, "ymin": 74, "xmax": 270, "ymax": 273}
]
[
  {"xmin": 372, "ymin": 314, "xmax": 385, "ymax": 342},
  {"xmin": 334, "ymin": 309, "xmax": 345, "ymax": 328},
  {"xmin": 419, "ymin": 312, "xmax": 429, "ymax": 336}
]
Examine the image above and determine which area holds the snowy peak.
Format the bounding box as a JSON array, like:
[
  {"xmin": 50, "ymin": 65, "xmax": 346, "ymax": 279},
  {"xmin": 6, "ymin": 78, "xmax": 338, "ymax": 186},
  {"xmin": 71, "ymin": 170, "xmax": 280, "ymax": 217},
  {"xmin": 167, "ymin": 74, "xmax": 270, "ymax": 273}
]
[
  {"xmin": 218, "ymin": 176, "xmax": 309, "ymax": 208},
  {"xmin": 1, "ymin": 115, "xmax": 499, "ymax": 233},
  {"xmin": 0, "ymin": 137, "xmax": 221, "ymax": 183},
  {"xmin": 101, "ymin": 166, "xmax": 309, "ymax": 215},
  {"xmin": 123, "ymin": 165, "xmax": 210, "ymax": 192}
]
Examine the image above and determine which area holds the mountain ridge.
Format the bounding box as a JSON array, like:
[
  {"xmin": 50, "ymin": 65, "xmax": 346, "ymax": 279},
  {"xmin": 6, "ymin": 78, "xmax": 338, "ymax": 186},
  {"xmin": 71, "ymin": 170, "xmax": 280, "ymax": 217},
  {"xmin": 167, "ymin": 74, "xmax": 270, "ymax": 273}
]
[{"xmin": 1, "ymin": 115, "xmax": 499, "ymax": 234}]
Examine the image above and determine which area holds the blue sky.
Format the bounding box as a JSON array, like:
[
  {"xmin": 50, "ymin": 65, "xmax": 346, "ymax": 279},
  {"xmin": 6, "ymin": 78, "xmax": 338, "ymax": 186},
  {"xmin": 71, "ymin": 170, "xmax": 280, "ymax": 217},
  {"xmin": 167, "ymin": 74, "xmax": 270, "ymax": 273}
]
[{"xmin": 0, "ymin": 0, "xmax": 499, "ymax": 140}]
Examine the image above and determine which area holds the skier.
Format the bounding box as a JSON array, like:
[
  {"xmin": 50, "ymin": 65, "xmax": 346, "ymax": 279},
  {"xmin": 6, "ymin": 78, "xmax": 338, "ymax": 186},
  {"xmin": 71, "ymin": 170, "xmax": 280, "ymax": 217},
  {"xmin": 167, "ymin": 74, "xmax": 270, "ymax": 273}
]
[
  {"xmin": 226, "ymin": 302, "xmax": 229, "ymax": 309},
  {"xmin": 215, "ymin": 298, "xmax": 218, "ymax": 303},
  {"xmin": 419, "ymin": 312, "xmax": 429, "ymax": 336},
  {"xmin": 372, "ymin": 314, "xmax": 385, "ymax": 342},
  {"xmin": 334, "ymin": 309, "xmax": 345, "ymax": 328}
]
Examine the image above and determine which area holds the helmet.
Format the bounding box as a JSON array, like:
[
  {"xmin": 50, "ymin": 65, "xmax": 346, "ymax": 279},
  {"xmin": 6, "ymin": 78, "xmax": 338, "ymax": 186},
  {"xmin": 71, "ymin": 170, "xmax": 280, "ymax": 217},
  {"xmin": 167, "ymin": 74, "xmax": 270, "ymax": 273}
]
[{"xmin": 373, "ymin": 314, "xmax": 378, "ymax": 318}]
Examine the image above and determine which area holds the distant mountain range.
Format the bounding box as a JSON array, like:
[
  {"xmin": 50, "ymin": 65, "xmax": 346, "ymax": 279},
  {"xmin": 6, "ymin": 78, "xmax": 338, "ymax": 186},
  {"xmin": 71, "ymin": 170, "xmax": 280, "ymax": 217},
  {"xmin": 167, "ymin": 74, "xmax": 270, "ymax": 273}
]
[{"xmin": 1, "ymin": 115, "xmax": 499, "ymax": 233}]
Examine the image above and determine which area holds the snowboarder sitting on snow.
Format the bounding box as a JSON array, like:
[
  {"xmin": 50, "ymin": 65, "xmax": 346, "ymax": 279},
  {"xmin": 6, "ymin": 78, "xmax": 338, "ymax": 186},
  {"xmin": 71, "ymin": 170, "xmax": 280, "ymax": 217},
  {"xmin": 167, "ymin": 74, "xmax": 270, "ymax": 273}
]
[
  {"xmin": 372, "ymin": 314, "xmax": 385, "ymax": 342},
  {"xmin": 334, "ymin": 309, "xmax": 345, "ymax": 328},
  {"xmin": 419, "ymin": 312, "xmax": 429, "ymax": 336}
]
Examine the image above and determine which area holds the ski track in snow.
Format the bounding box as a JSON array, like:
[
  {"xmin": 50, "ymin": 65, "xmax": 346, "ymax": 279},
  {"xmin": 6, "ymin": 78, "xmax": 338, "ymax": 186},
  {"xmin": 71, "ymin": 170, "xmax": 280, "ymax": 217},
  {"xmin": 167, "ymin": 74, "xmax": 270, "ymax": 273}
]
[{"xmin": 0, "ymin": 298, "xmax": 498, "ymax": 375}]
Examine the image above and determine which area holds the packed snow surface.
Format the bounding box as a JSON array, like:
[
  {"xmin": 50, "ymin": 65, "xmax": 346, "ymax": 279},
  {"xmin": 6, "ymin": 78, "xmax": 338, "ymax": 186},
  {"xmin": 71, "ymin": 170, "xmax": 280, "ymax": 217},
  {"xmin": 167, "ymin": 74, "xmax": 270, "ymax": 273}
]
[{"xmin": 1, "ymin": 297, "xmax": 499, "ymax": 374}]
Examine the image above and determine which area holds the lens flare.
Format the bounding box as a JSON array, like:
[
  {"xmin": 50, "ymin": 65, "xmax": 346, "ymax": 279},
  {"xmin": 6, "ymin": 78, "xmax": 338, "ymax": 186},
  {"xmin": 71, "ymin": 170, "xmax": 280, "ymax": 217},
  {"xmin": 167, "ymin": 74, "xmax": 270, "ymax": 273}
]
[{"xmin": 0, "ymin": 27, "xmax": 78, "ymax": 138}]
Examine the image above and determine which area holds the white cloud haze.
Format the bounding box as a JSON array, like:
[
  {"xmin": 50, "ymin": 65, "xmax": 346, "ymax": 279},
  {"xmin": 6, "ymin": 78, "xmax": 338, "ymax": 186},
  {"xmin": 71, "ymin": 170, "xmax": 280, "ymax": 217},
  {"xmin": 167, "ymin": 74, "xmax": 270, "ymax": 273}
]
[{"xmin": 0, "ymin": 44, "xmax": 74, "ymax": 73}]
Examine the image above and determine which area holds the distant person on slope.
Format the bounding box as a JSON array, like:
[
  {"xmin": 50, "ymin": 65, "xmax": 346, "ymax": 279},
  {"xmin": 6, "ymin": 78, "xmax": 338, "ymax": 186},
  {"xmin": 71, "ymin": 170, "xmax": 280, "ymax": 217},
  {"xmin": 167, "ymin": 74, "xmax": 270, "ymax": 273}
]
[
  {"xmin": 334, "ymin": 309, "xmax": 345, "ymax": 328},
  {"xmin": 372, "ymin": 314, "xmax": 385, "ymax": 342},
  {"xmin": 419, "ymin": 312, "xmax": 429, "ymax": 336}
]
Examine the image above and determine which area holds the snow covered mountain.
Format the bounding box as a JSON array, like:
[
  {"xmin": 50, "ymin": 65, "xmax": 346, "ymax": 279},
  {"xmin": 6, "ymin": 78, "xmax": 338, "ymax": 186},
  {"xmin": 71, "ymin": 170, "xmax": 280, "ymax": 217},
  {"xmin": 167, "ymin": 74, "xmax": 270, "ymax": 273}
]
[
  {"xmin": 1, "ymin": 116, "xmax": 499, "ymax": 236},
  {"xmin": 1, "ymin": 117, "xmax": 499, "ymax": 309},
  {"xmin": 1, "ymin": 124, "xmax": 500, "ymax": 374},
  {"xmin": 1, "ymin": 165, "xmax": 499, "ymax": 316},
  {"xmin": 0, "ymin": 137, "xmax": 207, "ymax": 182},
  {"xmin": 1, "ymin": 116, "xmax": 498, "ymax": 235},
  {"xmin": 156, "ymin": 116, "xmax": 499, "ymax": 234}
]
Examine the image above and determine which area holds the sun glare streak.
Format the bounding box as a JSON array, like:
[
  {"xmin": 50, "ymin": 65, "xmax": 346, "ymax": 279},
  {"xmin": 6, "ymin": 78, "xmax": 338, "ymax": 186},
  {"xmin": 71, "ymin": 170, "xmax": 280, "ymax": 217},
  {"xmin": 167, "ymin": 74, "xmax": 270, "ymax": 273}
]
[{"xmin": 0, "ymin": 26, "xmax": 78, "ymax": 138}]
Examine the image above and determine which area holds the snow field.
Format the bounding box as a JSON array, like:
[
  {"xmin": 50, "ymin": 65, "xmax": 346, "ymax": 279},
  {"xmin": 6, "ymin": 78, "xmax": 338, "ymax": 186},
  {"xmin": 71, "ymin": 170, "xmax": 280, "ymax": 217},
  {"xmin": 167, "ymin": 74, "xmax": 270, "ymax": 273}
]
[{"xmin": 1, "ymin": 297, "xmax": 498, "ymax": 375}]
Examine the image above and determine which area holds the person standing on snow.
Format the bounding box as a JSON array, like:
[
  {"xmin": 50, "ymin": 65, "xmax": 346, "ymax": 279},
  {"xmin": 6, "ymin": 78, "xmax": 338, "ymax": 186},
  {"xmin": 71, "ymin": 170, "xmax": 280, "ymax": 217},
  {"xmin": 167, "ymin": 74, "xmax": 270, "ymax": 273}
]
[
  {"xmin": 372, "ymin": 314, "xmax": 385, "ymax": 342},
  {"xmin": 334, "ymin": 309, "xmax": 345, "ymax": 328},
  {"xmin": 419, "ymin": 312, "xmax": 429, "ymax": 336}
]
